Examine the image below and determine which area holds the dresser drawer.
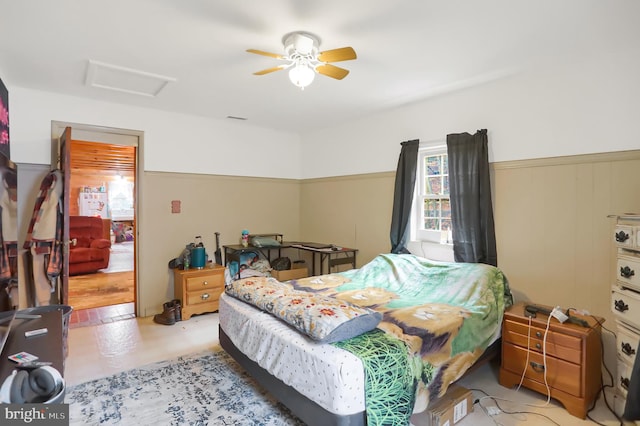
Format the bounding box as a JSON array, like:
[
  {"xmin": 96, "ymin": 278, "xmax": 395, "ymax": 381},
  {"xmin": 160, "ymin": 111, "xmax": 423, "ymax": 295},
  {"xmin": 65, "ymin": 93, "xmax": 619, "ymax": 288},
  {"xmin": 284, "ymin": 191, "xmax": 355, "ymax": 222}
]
[
  {"xmin": 617, "ymin": 358, "xmax": 633, "ymax": 397},
  {"xmin": 615, "ymin": 225, "xmax": 636, "ymax": 249},
  {"xmin": 503, "ymin": 319, "xmax": 582, "ymax": 364},
  {"xmin": 186, "ymin": 273, "xmax": 223, "ymax": 292},
  {"xmin": 616, "ymin": 320, "xmax": 640, "ymax": 366},
  {"xmin": 502, "ymin": 342, "xmax": 581, "ymax": 396},
  {"xmin": 617, "ymin": 255, "xmax": 640, "ymax": 292},
  {"xmin": 611, "ymin": 285, "xmax": 640, "ymax": 330}
]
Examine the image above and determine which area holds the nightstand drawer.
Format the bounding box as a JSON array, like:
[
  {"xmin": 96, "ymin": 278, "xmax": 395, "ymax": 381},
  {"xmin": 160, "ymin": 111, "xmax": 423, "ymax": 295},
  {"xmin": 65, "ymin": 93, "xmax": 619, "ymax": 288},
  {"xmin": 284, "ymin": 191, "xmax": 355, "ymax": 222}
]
[
  {"xmin": 502, "ymin": 342, "xmax": 581, "ymax": 396},
  {"xmin": 186, "ymin": 274, "xmax": 223, "ymax": 292},
  {"xmin": 611, "ymin": 285, "xmax": 640, "ymax": 330},
  {"xmin": 503, "ymin": 319, "xmax": 582, "ymax": 363},
  {"xmin": 617, "ymin": 255, "xmax": 640, "ymax": 292},
  {"xmin": 186, "ymin": 289, "xmax": 220, "ymax": 306},
  {"xmin": 174, "ymin": 264, "xmax": 225, "ymax": 320}
]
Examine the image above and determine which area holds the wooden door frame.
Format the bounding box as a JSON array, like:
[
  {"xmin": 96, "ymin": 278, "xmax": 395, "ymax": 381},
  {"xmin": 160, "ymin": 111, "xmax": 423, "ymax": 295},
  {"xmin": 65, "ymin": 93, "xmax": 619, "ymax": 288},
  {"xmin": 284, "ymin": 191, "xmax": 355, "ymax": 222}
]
[{"xmin": 51, "ymin": 121, "xmax": 143, "ymax": 316}]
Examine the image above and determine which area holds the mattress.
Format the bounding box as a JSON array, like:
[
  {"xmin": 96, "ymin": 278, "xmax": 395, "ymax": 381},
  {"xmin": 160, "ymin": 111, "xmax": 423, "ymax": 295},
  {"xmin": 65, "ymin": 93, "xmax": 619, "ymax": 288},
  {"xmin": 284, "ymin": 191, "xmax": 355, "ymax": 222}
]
[
  {"xmin": 219, "ymin": 293, "xmax": 366, "ymax": 416},
  {"xmin": 219, "ymin": 253, "xmax": 512, "ymax": 422}
]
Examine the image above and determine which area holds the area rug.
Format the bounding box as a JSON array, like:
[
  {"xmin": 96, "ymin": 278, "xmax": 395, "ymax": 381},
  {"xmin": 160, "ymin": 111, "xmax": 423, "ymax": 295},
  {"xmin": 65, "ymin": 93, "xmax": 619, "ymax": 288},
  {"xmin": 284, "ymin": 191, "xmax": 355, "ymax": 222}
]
[{"xmin": 65, "ymin": 348, "xmax": 305, "ymax": 425}]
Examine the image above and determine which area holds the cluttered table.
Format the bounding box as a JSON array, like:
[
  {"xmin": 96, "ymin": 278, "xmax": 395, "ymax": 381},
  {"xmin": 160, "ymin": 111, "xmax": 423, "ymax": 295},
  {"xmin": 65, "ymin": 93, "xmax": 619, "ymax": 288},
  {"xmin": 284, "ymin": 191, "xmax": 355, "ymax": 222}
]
[
  {"xmin": 0, "ymin": 309, "xmax": 64, "ymax": 384},
  {"xmin": 223, "ymin": 237, "xmax": 357, "ymax": 276}
]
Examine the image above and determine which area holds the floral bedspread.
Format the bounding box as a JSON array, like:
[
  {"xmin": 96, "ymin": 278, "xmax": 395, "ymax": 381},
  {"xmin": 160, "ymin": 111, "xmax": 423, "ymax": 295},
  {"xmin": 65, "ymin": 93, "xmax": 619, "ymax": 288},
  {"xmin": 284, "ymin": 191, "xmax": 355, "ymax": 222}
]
[{"xmin": 225, "ymin": 277, "xmax": 382, "ymax": 343}]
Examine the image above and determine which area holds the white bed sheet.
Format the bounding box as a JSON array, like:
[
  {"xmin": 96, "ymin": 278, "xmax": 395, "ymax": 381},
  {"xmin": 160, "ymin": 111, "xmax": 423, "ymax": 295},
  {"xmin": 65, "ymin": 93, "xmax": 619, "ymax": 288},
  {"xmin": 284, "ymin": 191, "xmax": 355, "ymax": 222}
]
[{"xmin": 219, "ymin": 293, "xmax": 366, "ymax": 416}]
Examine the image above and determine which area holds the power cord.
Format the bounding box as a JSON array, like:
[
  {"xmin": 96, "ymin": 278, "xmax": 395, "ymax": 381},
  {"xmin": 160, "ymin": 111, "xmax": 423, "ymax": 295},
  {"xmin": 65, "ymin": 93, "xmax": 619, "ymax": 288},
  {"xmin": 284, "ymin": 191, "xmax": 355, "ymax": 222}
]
[
  {"xmin": 515, "ymin": 314, "xmax": 553, "ymax": 407},
  {"xmin": 470, "ymin": 387, "xmax": 562, "ymax": 425},
  {"xmin": 588, "ymin": 313, "xmax": 623, "ymax": 426},
  {"xmin": 476, "ymin": 308, "xmax": 622, "ymax": 425},
  {"xmin": 515, "ymin": 315, "xmax": 533, "ymax": 390},
  {"xmin": 566, "ymin": 307, "xmax": 623, "ymax": 425}
]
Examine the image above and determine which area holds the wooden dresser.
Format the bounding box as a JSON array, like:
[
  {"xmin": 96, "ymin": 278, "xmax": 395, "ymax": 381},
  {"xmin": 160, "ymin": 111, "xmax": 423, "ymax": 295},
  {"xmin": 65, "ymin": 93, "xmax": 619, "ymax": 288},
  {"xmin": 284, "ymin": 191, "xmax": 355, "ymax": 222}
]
[
  {"xmin": 174, "ymin": 263, "xmax": 225, "ymax": 320},
  {"xmin": 499, "ymin": 302, "xmax": 603, "ymax": 419},
  {"xmin": 611, "ymin": 215, "xmax": 640, "ymax": 407}
]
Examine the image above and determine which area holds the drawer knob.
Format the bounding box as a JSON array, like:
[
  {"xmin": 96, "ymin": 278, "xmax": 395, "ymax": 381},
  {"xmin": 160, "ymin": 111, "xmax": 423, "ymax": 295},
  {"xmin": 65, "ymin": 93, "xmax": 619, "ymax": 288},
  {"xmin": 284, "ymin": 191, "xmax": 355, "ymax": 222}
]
[
  {"xmin": 202, "ymin": 281, "xmax": 209, "ymax": 286},
  {"xmin": 615, "ymin": 299, "xmax": 630, "ymax": 313},
  {"xmin": 535, "ymin": 331, "xmax": 542, "ymax": 338},
  {"xmin": 622, "ymin": 342, "xmax": 636, "ymax": 356},
  {"xmin": 535, "ymin": 343, "xmax": 541, "ymax": 350},
  {"xmin": 620, "ymin": 266, "xmax": 635, "ymax": 279},
  {"xmin": 201, "ymin": 293, "xmax": 210, "ymax": 300},
  {"xmin": 530, "ymin": 361, "xmax": 545, "ymax": 373},
  {"xmin": 621, "ymin": 377, "xmax": 630, "ymax": 390},
  {"xmin": 616, "ymin": 231, "xmax": 630, "ymax": 243}
]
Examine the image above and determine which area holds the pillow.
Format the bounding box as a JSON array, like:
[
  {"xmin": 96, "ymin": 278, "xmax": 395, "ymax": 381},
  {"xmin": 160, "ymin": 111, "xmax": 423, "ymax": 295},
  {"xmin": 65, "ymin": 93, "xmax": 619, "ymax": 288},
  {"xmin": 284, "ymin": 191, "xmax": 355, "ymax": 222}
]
[{"xmin": 225, "ymin": 277, "xmax": 382, "ymax": 343}]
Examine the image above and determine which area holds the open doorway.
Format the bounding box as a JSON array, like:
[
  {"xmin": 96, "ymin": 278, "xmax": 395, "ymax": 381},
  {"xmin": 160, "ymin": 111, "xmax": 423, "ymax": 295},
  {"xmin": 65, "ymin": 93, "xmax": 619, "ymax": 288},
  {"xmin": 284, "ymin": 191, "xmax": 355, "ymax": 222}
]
[
  {"xmin": 67, "ymin": 140, "xmax": 135, "ymax": 313},
  {"xmin": 51, "ymin": 122, "xmax": 140, "ymax": 327}
]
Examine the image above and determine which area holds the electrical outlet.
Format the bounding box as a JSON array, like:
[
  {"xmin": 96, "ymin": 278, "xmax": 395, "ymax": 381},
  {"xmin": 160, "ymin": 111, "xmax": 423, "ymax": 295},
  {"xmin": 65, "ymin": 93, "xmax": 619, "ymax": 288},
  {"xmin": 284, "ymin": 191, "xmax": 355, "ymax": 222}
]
[{"xmin": 171, "ymin": 200, "xmax": 181, "ymax": 213}]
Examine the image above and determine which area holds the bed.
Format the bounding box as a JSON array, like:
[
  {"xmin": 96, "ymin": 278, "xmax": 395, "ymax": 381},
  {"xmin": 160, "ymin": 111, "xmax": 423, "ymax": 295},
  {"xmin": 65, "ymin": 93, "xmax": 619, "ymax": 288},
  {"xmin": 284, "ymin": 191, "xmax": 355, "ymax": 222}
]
[{"xmin": 219, "ymin": 253, "xmax": 512, "ymax": 426}]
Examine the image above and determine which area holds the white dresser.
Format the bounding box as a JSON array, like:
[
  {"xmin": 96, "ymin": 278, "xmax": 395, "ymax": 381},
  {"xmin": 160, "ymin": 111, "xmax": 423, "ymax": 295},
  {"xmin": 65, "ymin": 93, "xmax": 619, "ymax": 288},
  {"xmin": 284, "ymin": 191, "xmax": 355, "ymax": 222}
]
[{"xmin": 611, "ymin": 215, "xmax": 640, "ymax": 404}]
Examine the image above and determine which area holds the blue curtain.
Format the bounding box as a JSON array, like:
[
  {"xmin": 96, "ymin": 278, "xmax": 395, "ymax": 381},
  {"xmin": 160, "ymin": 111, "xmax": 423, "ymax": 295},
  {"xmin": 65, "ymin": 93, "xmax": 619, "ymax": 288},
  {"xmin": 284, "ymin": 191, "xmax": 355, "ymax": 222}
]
[
  {"xmin": 390, "ymin": 139, "xmax": 419, "ymax": 254},
  {"xmin": 447, "ymin": 129, "xmax": 497, "ymax": 266}
]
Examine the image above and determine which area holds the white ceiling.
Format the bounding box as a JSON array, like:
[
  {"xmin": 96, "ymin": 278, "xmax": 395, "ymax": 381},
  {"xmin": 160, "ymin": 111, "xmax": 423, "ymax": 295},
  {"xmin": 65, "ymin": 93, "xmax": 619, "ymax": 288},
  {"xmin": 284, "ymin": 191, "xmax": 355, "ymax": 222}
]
[{"xmin": 1, "ymin": 0, "xmax": 638, "ymax": 135}]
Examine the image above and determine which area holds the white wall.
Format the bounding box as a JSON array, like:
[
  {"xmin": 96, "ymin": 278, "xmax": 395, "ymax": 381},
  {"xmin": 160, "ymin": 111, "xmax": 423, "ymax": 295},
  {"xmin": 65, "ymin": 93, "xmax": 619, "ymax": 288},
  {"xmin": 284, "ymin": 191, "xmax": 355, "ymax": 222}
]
[
  {"xmin": 300, "ymin": 50, "xmax": 640, "ymax": 178},
  {"xmin": 9, "ymin": 87, "xmax": 302, "ymax": 179},
  {"xmin": 8, "ymin": 48, "xmax": 639, "ymax": 180}
]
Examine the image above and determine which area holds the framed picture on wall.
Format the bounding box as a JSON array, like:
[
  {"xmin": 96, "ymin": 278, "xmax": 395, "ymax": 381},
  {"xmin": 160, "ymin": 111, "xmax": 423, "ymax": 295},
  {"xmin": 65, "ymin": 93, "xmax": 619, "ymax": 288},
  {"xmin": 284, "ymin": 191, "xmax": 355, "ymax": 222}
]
[{"xmin": 0, "ymin": 77, "xmax": 9, "ymax": 159}]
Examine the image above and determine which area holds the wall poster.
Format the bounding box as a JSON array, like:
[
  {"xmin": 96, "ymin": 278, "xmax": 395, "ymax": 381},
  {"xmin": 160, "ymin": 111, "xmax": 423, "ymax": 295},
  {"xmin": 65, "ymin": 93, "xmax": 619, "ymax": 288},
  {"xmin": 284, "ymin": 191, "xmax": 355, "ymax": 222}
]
[{"xmin": 0, "ymin": 77, "xmax": 8, "ymax": 159}]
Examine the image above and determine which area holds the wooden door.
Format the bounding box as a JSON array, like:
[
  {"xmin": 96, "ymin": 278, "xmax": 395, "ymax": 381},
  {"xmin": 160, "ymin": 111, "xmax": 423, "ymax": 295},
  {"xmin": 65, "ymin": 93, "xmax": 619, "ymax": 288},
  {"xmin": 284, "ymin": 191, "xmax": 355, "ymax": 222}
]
[{"xmin": 52, "ymin": 127, "xmax": 71, "ymax": 305}]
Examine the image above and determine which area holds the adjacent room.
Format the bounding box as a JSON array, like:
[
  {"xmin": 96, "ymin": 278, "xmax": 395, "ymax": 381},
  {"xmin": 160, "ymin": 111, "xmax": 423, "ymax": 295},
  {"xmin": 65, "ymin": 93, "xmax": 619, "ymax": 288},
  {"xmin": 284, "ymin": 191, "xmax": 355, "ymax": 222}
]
[{"xmin": 0, "ymin": 1, "xmax": 639, "ymax": 425}]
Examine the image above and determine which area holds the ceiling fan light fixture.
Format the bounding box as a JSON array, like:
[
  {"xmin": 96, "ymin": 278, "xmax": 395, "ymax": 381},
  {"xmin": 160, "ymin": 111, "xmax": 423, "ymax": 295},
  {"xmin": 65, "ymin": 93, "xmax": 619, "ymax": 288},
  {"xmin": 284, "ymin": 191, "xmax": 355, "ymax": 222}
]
[
  {"xmin": 288, "ymin": 63, "xmax": 315, "ymax": 89},
  {"xmin": 247, "ymin": 31, "xmax": 356, "ymax": 89}
]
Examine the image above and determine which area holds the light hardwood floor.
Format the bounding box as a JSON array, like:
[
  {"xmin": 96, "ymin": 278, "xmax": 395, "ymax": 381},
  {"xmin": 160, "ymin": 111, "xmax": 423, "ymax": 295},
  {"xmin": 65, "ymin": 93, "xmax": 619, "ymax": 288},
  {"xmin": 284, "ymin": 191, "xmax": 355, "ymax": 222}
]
[
  {"xmin": 65, "ymin": 314, "xmax": 629, "ymax": 426},
  {"xmin": 68, "ymin": 241, "xmax": 134, "ymax": 311}
]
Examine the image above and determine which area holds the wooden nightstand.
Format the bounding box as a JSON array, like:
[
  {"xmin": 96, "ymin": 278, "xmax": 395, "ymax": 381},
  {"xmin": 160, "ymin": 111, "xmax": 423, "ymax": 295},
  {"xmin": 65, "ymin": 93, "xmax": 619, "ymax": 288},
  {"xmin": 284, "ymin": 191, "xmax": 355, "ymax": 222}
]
[
  {"xmin": 173, "ymin": 263, "xmax": 225, "ymax": 320},
  {"xmin": 498, "ymin": 302, "xmax": 603, "ymax": 419}
]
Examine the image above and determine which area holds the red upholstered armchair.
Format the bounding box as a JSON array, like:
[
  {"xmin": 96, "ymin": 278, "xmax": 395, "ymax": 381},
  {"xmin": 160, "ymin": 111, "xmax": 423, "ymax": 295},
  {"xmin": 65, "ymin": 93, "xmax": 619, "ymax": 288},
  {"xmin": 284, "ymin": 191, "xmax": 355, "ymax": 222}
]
[{"xmin": 68, "ymin": 216, "xmax": 111, "ymax": 276}]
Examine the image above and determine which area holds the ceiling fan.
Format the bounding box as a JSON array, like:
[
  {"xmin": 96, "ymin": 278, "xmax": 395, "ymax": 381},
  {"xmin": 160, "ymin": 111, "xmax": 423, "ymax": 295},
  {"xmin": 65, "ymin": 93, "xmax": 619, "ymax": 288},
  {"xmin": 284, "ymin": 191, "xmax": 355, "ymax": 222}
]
[{"xmin": 247, "ymin": 31, "xmax": 357, "ymax": 90}]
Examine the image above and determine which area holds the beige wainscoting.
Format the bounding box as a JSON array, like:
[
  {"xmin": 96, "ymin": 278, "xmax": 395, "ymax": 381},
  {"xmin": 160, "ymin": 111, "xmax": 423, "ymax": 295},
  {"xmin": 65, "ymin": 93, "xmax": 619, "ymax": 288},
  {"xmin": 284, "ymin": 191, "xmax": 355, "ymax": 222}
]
[
  {"xmin": 139, "ymin": 151, "xmax": 640, "ymax": 325},
  {"xmin": 493, "ymin": 150, "xmax": 640, "ymax": 326},
  {"xmin": 299, "ymin": 172, "xmax": 396, "ymax": 268},
  {"xmin": 298, "ymin": 151, "xmax": 640, "ymax": 329},
  {"xmin": 139, "ymin": 172, "xmax": 301, "ymax": 317}
]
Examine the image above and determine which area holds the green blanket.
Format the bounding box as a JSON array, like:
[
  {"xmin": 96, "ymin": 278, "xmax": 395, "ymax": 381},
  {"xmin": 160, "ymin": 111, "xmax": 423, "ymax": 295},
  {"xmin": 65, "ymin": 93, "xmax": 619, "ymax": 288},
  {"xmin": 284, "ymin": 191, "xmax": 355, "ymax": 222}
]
[{"xmin": 290, "ymin": 253, "xmax": 512, "ymax": 425}]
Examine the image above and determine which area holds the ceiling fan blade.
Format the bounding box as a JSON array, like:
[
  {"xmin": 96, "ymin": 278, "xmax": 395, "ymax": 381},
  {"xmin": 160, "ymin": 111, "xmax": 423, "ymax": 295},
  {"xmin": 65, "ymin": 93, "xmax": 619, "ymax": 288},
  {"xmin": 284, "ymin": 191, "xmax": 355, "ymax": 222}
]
[
  {"xmin": 317, "ymin": 47, "xmax": 357, "ymax": 63},
  {"xmin": 253, "ymin": 65, "xmax": 287, "ymax": 75},
  {"xmin": 246, "ymin": 49, "xmax": 285, "ymax": 60},
  {"xmin": 316, "ymin": 64, "xmax": 350, "ymax": 80}
]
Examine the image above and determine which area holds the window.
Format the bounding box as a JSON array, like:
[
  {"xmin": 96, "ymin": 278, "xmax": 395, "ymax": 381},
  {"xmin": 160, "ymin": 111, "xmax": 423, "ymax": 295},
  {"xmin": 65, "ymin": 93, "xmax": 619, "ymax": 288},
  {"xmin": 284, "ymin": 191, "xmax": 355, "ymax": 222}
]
[
  {"xmin": 108, "ymin": 178, "xmax": 135, "ymax": 221},
  {"xmin": 413, "ymin": 145, "xmax": 452, "ymax": 243}
]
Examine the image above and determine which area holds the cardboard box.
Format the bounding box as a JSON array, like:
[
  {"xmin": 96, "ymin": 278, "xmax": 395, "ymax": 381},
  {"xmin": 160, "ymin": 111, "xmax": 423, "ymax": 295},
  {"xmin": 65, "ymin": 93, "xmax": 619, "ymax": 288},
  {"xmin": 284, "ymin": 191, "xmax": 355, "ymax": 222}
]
[
  {"xmin": 271, "ymin": 264, "xmax": 308, "ymax": 281},
  {"xmin": 427, "ymin": 384, "xmax": 474, "ymax": 426}
]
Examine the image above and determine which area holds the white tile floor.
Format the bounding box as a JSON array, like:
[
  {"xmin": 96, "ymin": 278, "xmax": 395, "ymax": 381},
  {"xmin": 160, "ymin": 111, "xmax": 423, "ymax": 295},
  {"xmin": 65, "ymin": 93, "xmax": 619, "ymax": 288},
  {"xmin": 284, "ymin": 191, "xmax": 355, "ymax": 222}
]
[{"xmin": 66, "ymin": 314, "xmax": 631, "ymax": 425}]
